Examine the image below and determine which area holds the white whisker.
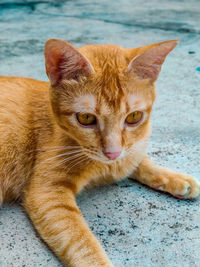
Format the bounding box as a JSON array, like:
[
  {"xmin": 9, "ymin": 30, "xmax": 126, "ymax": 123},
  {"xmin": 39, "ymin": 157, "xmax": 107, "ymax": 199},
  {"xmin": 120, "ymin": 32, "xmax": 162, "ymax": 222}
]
[
  {"xmin": 66, "ymin": 154, "xmax": 87, "ymax": 169},
  {"xmin": 66, "ymin": 156, "xmax": 89, "ymax": 174},
  {"xmin": 41, "ymin": 145, "xmax": 81, "ymax": 150},
  {"xmin": 26, "ymin": 145, "xmax": 82, "ymax": 155},
  {"xmin": 85, "ymin": 153, "xmax": 102, "ymax": 162},
  {"xmin": 44, "ymin": 149, "xmax": 83, "ymax": 163},
  {"xmin": 52, "ymin": 153, "xmax": 85, "ymax": 168}
]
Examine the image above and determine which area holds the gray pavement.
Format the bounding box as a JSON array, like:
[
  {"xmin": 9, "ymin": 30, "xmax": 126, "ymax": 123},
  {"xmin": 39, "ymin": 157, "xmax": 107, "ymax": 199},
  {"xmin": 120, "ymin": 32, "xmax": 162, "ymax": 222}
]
[{"xmin": 0, "ymin": 1, "xmax": 200, "ymax": 266}]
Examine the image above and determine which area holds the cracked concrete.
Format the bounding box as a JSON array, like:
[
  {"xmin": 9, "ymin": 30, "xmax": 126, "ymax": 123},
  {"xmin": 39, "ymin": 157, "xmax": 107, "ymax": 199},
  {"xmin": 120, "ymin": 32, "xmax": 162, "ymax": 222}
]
[{"xmin": 0, "ymin": 1, "xmax": 200, "ymax": 266}]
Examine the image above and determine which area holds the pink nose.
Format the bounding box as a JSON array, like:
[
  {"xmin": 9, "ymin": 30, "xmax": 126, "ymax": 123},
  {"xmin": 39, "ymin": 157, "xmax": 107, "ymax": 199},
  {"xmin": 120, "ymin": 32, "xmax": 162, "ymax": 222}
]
[{"xmin": 103, "ymin": 151, "xmax": 121, "ymax": 160}]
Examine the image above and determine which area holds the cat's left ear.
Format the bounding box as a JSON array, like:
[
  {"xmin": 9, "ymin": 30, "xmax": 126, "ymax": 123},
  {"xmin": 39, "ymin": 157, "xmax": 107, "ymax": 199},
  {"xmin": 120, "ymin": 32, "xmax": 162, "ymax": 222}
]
[
  {"xmin": 127, "ymin": 40, "xmax": 178, "ymax": 82},
  {"xmin": 44, "ymin": 39, "xmax": 94, "ymax": 86}
]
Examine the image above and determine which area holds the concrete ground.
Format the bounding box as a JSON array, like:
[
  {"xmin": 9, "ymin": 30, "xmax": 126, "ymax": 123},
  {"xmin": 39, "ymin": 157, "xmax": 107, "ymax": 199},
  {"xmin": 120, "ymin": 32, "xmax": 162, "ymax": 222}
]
[{"xmin": 0, "ymin": 1, "xmax": 200, "ymax": 266}]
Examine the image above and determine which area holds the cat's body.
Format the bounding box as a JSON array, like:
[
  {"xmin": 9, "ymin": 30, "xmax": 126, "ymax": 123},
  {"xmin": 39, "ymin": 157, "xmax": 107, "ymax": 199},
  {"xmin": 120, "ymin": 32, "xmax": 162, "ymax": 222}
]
[{"xmin": 0, "ymin": 40, "xmax": 199, "ymax": 267}]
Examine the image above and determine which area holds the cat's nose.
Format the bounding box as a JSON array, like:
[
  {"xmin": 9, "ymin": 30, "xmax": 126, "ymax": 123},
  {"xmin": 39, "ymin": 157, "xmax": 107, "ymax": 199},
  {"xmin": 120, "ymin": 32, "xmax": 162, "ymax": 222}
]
[{"xmin": 103, "ymin": 150, "xmax": 121, "ymax": 160}]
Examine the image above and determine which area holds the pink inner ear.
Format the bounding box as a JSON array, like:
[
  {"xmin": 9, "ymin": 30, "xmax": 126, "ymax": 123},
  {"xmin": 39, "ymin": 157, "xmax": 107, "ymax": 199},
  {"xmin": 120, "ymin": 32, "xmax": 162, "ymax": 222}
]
[
  {"xmin": 128, "ymin": 41, "xmax": 178, "ymax": 81},
  {"xmin": 44, "ymin": 39, "xmax": 94, "ymax": 86}
]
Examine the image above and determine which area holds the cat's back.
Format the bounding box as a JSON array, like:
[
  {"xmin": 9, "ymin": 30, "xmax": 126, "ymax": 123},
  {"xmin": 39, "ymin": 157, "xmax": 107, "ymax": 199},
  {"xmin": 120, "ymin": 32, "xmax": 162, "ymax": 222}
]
[
  {"xmin": 0, "ymin": 75, "xmax": 49, "ymax": 100},
  {"xmin": 0, "ymin": 76, "xmax": 50, "ymax": 203},
  {"xmin": 0, "ymin": 76, "xmax": 50, "ymax": 139}
]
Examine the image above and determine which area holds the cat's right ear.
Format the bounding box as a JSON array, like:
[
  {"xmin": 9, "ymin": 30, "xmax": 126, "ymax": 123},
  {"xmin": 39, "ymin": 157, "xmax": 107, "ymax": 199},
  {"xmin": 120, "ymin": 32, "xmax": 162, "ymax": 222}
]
[{"xmin": 44, "ymin": 39, "xmax": 94, "ymax": 86}]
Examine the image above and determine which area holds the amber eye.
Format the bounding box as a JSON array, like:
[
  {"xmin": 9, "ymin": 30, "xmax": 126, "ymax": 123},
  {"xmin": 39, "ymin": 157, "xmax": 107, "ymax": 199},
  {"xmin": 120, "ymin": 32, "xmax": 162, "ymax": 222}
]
[
  {"xmin": 125, "ymin": 111, "xmax": 143, "ymax": 125},
  {"xmin": 76, "ymin": 113, "xmax": 96, "ymax": 126}
]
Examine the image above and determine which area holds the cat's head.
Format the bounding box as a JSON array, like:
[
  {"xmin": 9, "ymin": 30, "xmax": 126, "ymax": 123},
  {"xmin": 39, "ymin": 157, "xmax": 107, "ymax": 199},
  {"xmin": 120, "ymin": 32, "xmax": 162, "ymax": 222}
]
[{"xmin": 44, "ymin": 39, "xmax": 177, "ymax": 163}]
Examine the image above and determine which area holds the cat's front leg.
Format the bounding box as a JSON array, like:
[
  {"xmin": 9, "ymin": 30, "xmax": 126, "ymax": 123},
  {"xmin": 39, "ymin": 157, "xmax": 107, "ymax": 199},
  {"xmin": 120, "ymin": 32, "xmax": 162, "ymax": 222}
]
[
  {"xmin": 23, "ymin": 180, "xmax": 113, "ymax": 267},
  {"xmin": 129, "ymin": 157, "xmax": 200, "ymax": 199}
]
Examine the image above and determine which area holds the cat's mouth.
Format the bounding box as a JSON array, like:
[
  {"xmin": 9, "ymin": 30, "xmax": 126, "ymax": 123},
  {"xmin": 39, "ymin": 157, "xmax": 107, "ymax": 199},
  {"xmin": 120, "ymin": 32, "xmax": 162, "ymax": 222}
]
[{"xmin": 83, "ymin": 149, "xmax": 127, "ymax": 164}]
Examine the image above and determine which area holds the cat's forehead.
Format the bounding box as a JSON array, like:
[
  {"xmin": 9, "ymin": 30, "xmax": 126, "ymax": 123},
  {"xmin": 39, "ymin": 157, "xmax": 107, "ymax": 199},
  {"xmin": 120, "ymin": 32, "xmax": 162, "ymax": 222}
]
[{"xmin": 73, "ymin": 93, "xmax": 147, "ymax": 114}]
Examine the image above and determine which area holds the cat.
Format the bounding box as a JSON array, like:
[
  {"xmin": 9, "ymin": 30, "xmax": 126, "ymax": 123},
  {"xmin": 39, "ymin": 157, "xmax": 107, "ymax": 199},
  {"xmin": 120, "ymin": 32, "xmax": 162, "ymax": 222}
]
[{"xmin": 0, "ymin": 38, "xmax": 199, "ymax": 267}]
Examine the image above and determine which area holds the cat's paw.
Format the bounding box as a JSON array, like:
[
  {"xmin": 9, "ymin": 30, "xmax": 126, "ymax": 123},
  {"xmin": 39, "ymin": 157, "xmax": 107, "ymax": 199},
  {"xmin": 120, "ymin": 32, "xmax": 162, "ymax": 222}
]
[
  {"xmin": 173, "ymin": 175, "xmax": 200, "ymax": 199},
  {"xmin": 154, "ymin": 173, "xmax": 200, "ymax": 200}
]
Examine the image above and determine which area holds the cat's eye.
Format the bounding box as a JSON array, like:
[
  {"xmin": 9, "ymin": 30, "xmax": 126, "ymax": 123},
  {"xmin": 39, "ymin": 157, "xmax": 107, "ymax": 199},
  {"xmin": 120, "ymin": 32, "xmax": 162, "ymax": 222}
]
[
  {"xmin": 76, "ymin": 113, "xmax": 96, "ymax": 126},
  {"xmin": 125, "ymin": 111, "xmax": 143, "ymax": 125}
]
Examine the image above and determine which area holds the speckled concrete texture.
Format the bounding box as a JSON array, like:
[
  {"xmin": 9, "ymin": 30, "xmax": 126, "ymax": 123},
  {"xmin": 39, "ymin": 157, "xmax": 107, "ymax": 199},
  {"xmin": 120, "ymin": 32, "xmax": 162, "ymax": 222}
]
[{"xmin": 0, "ymin": 1, "xmax": 200, "ymax": 267}]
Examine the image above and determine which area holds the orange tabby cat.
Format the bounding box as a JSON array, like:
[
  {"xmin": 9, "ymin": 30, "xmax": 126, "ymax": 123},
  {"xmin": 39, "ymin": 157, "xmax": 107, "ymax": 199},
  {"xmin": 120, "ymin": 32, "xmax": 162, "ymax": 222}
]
[{"xmin": 0, "ymin": 39, "xmax": 199, "ymax": 266}]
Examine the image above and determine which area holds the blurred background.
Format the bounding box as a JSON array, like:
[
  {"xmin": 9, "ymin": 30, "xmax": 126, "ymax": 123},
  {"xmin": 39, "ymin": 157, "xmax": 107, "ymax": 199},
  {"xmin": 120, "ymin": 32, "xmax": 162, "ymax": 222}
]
[
  {"xmin": 0, "ymin": 0, "xmax": 200, "ymax": 79},
  {"xmin": 0, "ymin": 1, "xmax": 200, "ymax": 267}
]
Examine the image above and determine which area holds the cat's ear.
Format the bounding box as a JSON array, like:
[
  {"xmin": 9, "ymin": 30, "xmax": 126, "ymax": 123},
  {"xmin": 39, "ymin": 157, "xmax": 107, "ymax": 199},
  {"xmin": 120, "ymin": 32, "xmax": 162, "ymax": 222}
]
[
  {"xmin": 127, "ymin": 40, "xmax": 178, "ymax": 82},
  {"xmin": 44, "ymin": 39, "xmax": 94, "ymax": 86}
]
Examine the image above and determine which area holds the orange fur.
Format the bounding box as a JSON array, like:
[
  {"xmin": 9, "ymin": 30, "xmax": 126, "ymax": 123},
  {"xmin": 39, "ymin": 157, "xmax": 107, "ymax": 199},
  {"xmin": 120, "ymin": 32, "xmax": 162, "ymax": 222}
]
[{"xmin": 0, "ymin": 39, "xmax": 199, "ymax": 266}]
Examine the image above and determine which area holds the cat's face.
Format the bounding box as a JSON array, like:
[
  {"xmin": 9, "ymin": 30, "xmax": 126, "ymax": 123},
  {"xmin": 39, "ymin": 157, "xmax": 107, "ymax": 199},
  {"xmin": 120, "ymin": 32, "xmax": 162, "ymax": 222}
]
[{"xmin": 45, "ymin": 39, "xmax": 177, "ymax": 163}]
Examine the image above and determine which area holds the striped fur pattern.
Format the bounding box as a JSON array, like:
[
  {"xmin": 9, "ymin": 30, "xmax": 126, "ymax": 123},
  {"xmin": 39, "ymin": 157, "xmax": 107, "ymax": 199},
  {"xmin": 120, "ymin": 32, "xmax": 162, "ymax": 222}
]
[{"xmin": 0, "ymin": 39, "xmax": 199, "ymax": 266}]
